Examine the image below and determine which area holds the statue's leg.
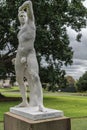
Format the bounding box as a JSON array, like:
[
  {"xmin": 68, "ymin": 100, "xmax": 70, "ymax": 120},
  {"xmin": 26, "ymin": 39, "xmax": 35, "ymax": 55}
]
[
  {"xmin": 27, "ymin": 51, "xmax": 46, "ymax": 111},
  {"xmin": 15, "ymin": 57, "xmax": 29, "ymax": 107},
  {"xmin": 25, "ymin": 71, "xmax": 38, "ymax": 107},
  {"xmin": 27, "ymin": 69, "xmax": 44, "ymax": 110}
]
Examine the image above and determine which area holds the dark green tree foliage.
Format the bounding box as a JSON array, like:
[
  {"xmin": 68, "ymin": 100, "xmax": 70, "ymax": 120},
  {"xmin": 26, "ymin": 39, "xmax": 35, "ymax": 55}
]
[
  {"xmin": 40, "ymin": 63, "xmax": 67, "ymax": 91},
  {"xmin": 0, "ymin": 0, "xmax": 87, "ymax": 90},
  {"xmin": 76, "ymin": 71, "xmax": 87, "ymax": 92}
]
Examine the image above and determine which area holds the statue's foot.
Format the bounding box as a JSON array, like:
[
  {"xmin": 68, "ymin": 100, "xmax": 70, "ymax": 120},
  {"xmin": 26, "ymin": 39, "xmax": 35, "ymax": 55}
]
[
  {"xmin": 38, "ymin": 105, "xmax": 47, "ymax": 112},
  {"xmin": 15, "ymin": 101, "xmax": 29, "ymax": 107}
]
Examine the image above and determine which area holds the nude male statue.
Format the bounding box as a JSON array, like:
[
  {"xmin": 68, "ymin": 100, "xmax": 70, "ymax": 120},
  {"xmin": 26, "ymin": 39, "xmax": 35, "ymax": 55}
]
[{"xmin": 15, "ymin": 0, "xmax": 45, "ymax": 111}]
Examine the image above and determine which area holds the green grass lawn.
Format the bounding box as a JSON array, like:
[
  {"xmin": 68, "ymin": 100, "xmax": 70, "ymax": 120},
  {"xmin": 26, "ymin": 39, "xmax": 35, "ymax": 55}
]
[
  {"xmin": 0, "ymin": 122, "xmax": 4, "ymax": 130},
  {"xmin": 44, "ymin": 92, "xmax": 87, "ymax": 117},
  {"xmin": 0, "ymin": 86, "xmax": 21, "ymax": 97},
  {"xmin": 1, "ymin": 87, "xmax": 87, "ymax": 130},
  {"xmin": 71, "ymin": 118, "xmax": 87, "ymax": 130},
  {"xmin": 0, "ymin": 86, "xmax": 20, "ymax": 92},
  {"xmin": 1, "ymin": 89, "xmax": 87, "ymax": 120}
]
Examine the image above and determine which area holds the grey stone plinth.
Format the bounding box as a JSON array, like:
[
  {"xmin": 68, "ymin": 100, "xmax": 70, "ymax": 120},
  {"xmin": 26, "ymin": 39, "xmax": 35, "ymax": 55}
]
[
  {"xmin": 10, "ymin": 107, "xmax": 63, "ymax": 120},
  {"xmin": 4, "ymin": 112, "xmax": 71, "ymax": 130}
]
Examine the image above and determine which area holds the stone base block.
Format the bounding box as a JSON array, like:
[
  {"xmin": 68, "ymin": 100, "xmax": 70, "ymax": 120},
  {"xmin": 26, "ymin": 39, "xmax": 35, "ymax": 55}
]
[
  {"xmin": 10, "ymin": 107, "xmax": 63, "ymax": 120},
  {"xmin": 4, "ymin": 112, "xmax": 71, "ymax": 130}
]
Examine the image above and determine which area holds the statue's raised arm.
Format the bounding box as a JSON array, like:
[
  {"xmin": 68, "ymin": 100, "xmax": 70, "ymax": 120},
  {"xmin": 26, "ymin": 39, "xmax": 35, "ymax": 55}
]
[{"xmin": 18, "ymin": 0, "xmax": 34, "ymax": 22}]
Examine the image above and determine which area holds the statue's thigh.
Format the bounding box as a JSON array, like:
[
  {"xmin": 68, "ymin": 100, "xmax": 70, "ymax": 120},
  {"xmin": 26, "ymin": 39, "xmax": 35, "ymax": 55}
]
[
  {"xmin": 27, "ymin": 53, "xmax": 39, "ymax": 73},
  {"xmin": 15, "ymin": 58, "xmax": 25, "ymax": 76}
]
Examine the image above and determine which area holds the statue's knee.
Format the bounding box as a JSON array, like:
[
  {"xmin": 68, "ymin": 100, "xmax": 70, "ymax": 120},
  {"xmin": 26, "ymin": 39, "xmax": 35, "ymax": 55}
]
[
  {"xmin": 32, "ymin": 73, "xmax": 39, "ymax": 82},
  {"xmin": 16, "ymin": 77, "xmax": 24, "ymax": 85},
  {"xmin": 16, "ymin": 76, "xmax": 20, "ymax": 82},
  {"xmin": 16, "ymin": 75, "xmax": 22, "ymax": 83}
]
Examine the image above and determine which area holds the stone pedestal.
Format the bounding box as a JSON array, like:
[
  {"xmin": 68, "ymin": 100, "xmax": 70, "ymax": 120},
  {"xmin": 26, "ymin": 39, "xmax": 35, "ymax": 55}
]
[
  {"xmin": 10, "ymin": 107, "xmax": 64, "ymax": 120},
  {"xmin": 4, "ymin": 112, "xmax": 71, "ymax": 130}
]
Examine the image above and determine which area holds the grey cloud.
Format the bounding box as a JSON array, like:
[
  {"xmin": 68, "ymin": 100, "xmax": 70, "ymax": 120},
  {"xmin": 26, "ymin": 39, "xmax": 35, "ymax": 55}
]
[
  {"xmin": 64, "ymin": 0, "xmax": 87, "ymax": 79},
  {"xmin": 64, "ymin": 27, "xmax": 87, "ymax": 79}
]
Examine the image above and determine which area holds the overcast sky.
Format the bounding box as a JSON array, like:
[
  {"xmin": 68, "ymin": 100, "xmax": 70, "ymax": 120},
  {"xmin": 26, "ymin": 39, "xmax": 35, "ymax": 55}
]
[{"xmin": 65, "ymin": 0, "xmax": 87, "ymax": 79}]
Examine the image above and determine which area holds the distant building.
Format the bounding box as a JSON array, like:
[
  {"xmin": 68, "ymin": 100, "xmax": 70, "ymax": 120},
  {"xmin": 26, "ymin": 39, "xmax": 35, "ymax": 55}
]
[
  {"xmin": 0, "ymin": 79, "xmax": 11, "ymax": 88},
  {"xmin": 3, "ymin": 79, "xmax": 11, "ymax": 88}
]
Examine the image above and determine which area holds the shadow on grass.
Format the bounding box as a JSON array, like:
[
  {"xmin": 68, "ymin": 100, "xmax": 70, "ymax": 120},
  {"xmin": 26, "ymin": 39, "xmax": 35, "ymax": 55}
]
[{"xmin": 0, "ymin": 96, "xmax": 21, "ymax": 102}]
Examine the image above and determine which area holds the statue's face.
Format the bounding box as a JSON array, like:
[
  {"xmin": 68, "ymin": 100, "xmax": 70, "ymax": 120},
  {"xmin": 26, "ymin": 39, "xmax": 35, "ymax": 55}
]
[{"xmin": 18, "ymin": 11, "xmax": 28, "ymax": 25}]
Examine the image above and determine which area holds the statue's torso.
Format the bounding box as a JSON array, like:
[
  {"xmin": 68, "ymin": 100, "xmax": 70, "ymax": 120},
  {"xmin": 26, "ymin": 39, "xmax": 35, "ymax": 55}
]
[{"xmin": 17, "ymin": 22, "xmax": 36, "ymax": 51}]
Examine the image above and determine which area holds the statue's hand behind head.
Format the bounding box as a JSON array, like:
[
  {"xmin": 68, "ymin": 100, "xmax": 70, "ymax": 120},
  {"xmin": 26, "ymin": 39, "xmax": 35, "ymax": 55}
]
[{"xmin": 18, "ymin": 1, "xmax": 31, "ymax": 12}]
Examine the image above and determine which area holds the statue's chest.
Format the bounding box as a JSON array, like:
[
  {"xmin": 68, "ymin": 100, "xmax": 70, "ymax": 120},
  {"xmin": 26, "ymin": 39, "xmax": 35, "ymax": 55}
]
[
  {"xmin": 18, "ymin": 25, "xmax": 35, "ymax": 42},
  {"xmin": 18, "ymin": 26, "xmax": 31, "ymax": 37}
]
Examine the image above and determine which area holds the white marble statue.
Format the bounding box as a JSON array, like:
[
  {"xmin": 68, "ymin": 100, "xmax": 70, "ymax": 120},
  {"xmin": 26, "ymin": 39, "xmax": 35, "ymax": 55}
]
[
  {"xmin": 15, "ymin": 0, "xmax": 44, "ymax": 111},
  {"xmin": 68, "ymin": 0, "xmax": 71, "ymax": 4}
]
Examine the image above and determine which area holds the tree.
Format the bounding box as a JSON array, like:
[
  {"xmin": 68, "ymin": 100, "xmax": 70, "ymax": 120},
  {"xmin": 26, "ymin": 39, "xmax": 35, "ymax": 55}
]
[
  {"xmin": 76, "ymin": 71, "xmax": 87, "ymax": 92},
  {"xmin": 66, "ymin": 75, "xmax": 75, "ymax": 87},
  {"xmin": 0, "ymin": 0, "xmax": 87, "ymax": 90},
  {"xmin": 40, "ymin": 64, "xmax": 67, "ymax": 91},
  {"xmin": 65, "ymin": 76, "xmax": 76, "ymax": 92}
]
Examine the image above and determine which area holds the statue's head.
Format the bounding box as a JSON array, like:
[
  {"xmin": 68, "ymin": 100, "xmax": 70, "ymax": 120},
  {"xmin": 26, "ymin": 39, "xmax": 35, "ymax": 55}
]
[{"xmin": 18, "ymin": 10, "xmax": 28, "ymax": 25}]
